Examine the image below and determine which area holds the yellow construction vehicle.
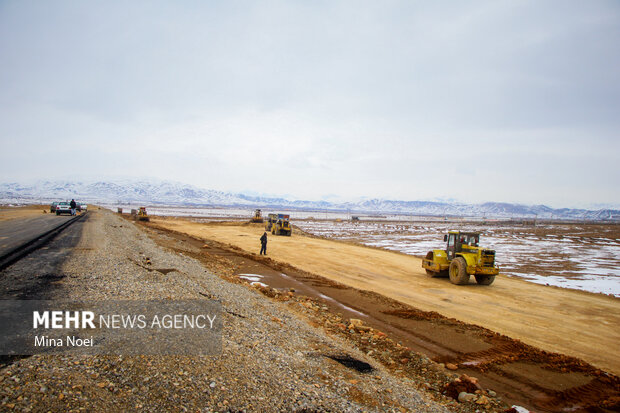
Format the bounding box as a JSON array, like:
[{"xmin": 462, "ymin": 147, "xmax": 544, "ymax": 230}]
[
  {"xmin": 131, "ymin": 207, "xmax": 150, "ymax": 222},
  {"xmin": 250, "ymin": 209, "xmax": 264, "ymax": 223},
  {"xmin": 422, "ymin": 231, "xmax": 498, "ymax": 285},
  {"xmin": 265, "ymin": 213, "xmax": 277, "ymax": 232},
  {"xmin": 138, "ymin": 207, "xmax": 150, "ymax": 221},
  {"xmin": 266, "ymin": 213, "xmax": 292, "ymax": 236}
]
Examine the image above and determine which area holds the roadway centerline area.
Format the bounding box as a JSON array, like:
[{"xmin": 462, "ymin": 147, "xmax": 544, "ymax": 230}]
[
  {"xmin": 0, "ymin": 213, "xmax": 88, "ymax": 299},
  {"xmin": 0, "ymin": 214, "xmax": 75, "ymax": 253},
  {"xmin": 0, "ymin": 213, "xmax": 87, "ymax": 274}
]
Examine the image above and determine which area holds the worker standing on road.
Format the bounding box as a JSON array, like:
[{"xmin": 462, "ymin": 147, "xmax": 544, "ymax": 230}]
[
  {"xmin": 260, "ymin": 232, "xmax": 268, "ymax": 255},
  {"xmin": 70, "ymin": 199, "xmax": 77, "ymax": 216}
]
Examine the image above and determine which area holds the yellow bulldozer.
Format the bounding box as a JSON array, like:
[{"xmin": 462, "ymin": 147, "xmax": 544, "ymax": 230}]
[
  {"xmin": 250, "ymin": 209, "xmax": 264, "ymax": 223},
  {"xmin": 266, "ymin": 213, "xmax": 292, "ymax": 236},
  {"xmin": 421, "ymin": 231, "xmax": 498, "ymax": 285},
  {"xmin": 131, "ymin": 207, "xmax": 150, "ymax": 222}
]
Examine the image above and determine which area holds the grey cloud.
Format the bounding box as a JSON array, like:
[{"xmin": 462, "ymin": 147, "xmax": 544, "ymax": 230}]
[{"xmin": 1, "ymin": 0, "xmax": 618, "ymax": 207}]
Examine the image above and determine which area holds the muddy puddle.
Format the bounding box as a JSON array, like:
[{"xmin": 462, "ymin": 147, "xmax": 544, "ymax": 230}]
[{"xmin": 143, "ymin": 222, "xmax": 620, "ymax": 413}]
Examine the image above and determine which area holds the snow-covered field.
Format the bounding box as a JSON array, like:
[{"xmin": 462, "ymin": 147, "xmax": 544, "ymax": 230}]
[
  {"xmin": 103, "ymin": 205, "xmax": 427, "ymax": 221},
  {"xmin": 295, "ymin": 220, "xmax": 620, "ymax": 297}
]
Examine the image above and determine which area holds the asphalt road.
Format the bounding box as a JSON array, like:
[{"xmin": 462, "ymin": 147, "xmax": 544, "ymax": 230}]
[
  {"xmin": 0, "ymin": 214, "xmax": 75, "ymax": 255},
  {"xmin": 0, "ymin": 214, "xmax": 87, "ymax": 299}
]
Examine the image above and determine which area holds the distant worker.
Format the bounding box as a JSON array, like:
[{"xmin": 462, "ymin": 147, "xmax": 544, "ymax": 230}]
[
  {"xmin": 70, "ymin": 199, "xmax": 77, "ymax": 216},
  {"xmin": 260, "ymin": 232, "xmax": 268, "ymax": 255}
]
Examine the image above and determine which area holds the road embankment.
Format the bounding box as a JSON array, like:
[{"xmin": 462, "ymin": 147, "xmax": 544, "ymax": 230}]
[{"xmin": 149, "ymin": 217, "xmax": 620, "ymax": 377}]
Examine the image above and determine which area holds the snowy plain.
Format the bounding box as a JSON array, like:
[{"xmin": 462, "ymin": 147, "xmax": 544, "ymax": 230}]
[{"xmin": 294, "ymin": 220, "xmax": 620, "ymax": 297}]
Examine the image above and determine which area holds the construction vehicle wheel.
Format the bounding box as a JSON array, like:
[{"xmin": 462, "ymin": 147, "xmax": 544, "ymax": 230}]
[
  {"xmin": 475, "ymin": 275, "xmax": 495, "ymax": 285},
  {"xmin": 449, "ymin": 257, "xmax": 469, "ymax": 285},
  {"xmin": 424, "ymin": 252, "xmax": 434, "ymax": 277}
]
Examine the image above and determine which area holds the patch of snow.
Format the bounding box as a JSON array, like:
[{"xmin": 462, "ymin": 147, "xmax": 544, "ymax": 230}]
[
  {"xmin": 339, "ymin": 304, "xmax": 367, "ymax": 317},
  {"xmin": 296, "ymin": 220, "xmax": 620, "ymax": 297},
  {"xmin": 238, "ymin": 274, "xmax": 265, "ymax": 283},
  {"xmin": 518, "ymin": 274, "xmax": 620, "ymax": 297}
]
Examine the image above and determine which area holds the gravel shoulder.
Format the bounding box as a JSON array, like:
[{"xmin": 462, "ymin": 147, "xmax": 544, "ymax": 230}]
[{"xmin": 0, "ymin": 209, "xmax": 490, "ymax": 412}]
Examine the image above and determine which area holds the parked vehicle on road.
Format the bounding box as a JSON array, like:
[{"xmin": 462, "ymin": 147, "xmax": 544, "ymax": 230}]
[
  {"xmin": 50, "ymin": 202, "xmax": 59, "ymax": 213},
  {"xmin": 55, "ymin": 202, "xmax": 71, "ymax": 215},
  {"xmin": 77, "ymin": 203, "xmax": 88, "ymax": 212}
]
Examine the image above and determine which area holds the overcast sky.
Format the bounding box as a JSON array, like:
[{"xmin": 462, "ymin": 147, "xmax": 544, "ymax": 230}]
[{"xmin": 1, "ymin": 1, "xmax": 619, "ymax": 208}]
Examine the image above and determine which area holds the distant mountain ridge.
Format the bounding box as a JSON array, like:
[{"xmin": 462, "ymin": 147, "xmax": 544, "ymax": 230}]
[{"xmin": 1, "ymin": 179, "xmax": 618, "ymax": 220}]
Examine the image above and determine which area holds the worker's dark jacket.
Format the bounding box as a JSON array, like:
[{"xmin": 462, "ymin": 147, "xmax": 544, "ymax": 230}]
[
  {"xmin": 260, "ymin": 234, "xmax": 267, "ymax": 244},
  {"xmin": 70, "ymin": 200, "xmax": 77, "ymax": 209}
]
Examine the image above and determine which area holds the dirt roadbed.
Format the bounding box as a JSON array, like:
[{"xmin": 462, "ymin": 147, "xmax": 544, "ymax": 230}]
[
  {"xmin": 148, "ymin": 217, "xmax": 620, "ymax": 374},
  {"xmin": 142, "ymin": 216, "xmax": 620, "ymax": 413}
]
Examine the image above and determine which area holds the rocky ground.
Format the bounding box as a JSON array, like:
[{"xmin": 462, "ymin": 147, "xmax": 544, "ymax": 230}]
[{"xmin": 0, "ymin": 209, "xmax": 509, "ymax": 412}]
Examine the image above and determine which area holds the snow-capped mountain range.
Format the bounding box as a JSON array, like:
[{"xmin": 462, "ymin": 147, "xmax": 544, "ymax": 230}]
[{"xmin": 1, "ymin": 179, "xmax": 618, "ymax": 220}]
